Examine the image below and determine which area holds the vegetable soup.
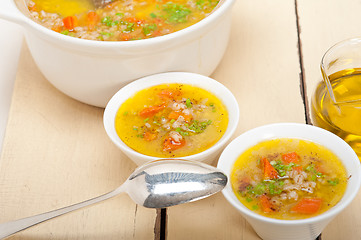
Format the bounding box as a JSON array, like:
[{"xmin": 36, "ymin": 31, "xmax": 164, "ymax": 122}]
[
  {"xmin": 231, "ymin": 138, "xmax": 348, "ymax": 220},
  {"xmin": 26, "ymin": 0, "xmax": 219, "ymax": 41},
  {"xmin": 114, "ymin": 83, "xmax": 228, "ymax": 158}
]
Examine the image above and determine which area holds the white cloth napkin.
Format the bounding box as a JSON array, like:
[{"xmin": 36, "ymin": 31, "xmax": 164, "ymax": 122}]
[{"xmin": 0, "ymin": 19, "xmax": 24, "ymax": 152}]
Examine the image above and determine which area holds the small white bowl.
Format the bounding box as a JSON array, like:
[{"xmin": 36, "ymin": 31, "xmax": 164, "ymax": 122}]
[
  {"xmin": 217, "ymin": 123, "xmax": 361, "ymax": 240},
  {"xmin": 103, "ymin": 72, "xmax": 239, "ymax": 166}
]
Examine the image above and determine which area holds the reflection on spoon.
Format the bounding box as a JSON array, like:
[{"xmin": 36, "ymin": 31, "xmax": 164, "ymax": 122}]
[{"xmin": 0, "ymin": 159, "xmax": 227, "ymax": 239}]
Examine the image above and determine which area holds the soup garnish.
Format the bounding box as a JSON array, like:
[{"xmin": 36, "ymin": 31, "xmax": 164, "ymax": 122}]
[
  {"xmin": 114, "ymin": 83, "xmax": 228, "ymax": 158},
  {"xmin": 26, "ymin": 0, "xmax": 219, "ymax": 41},
  {"xmin": 231, "ymin": 138, "xmax": 348, "ymax": 220}
]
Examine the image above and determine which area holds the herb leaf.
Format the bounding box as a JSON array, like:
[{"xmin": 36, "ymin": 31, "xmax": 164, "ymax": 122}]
[{"xmin": 162, "ymin": 3, "xmax": 191, "ymax": 23}]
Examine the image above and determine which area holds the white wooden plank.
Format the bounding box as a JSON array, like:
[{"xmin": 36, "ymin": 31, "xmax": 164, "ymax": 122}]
[
  {"xmin": 299, "ymin": 0, "xmax": 361, "ymax": 239},
  {"xmin": 167, "ymin": 0, "xmax": 304, "ymax": 238},
  {"xmin": 0, "ymin": 43, "xmax": 157, "ymax": 239}
]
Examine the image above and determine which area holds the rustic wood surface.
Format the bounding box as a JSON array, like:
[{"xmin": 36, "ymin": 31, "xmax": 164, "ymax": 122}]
[
  {"xmin": 299, "ymin": 1, "xmax": 361, "ymax": 239},
  {"xmin": 0, "ymin": 44, "xmax": 157, "ymax": 239},
  {"xmin": 1, "ymin": 0, "xmax": 361, "ymax": 239}
]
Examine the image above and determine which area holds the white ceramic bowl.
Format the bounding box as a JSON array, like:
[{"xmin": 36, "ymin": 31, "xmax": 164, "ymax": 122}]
[
  {"xmin": 217, "ymin": 123, "xmax": 361, "ymax": 240},
  {"xmin": 103, "ymin": 72, "xmax": 239, "ymax": 166},
  {"xmin": 0, "ymin": 0, "xmax": 235, "ymax": 107}
]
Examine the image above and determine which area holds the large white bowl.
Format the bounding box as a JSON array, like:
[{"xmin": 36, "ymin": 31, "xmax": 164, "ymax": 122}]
[
  {"xmin": 217, "ymin": 123, "xmax": 361, "ymax": 240},
  {"xmin": 0, "ymin": 0, "xmax": 235, "ymax": 107},
  {"xmin": 103, "ymin": 72, "xmax": 239, "ymax": 166}
]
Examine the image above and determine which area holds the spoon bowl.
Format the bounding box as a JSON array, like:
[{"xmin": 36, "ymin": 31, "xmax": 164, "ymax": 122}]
[
  {"xmin": 0, "ymin": 159, "xmax": 227, "ymax": 238},
  {"xmin": 126, "ymin": 159, "xmax": 227, "ymax": 208}
]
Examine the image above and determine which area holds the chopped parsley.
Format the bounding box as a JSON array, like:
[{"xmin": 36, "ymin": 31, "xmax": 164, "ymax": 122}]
[
  {"xmin": 101, "ymin": 16, "xmax": 118, "ymax": 27},
  {"xmin": 162, "ymin": 3, "xmax": 191, "ymax": 23},
  {"xmin": 123, "ymin": 22, "xmax": 135, "ymax": 32},
  {"xmin": 185, "ymin": 98, "xmax": 192, "ymax": 108},
  {"xmin": 143, "ymin": 23, "xmax": 157, "ymax": 35},
  {"xmin": 244, "ymin": 180, "xmax": 285, "ymax": 197},
  {"xmin": 272, "ymin": 160, "xmax": 298, "ymax": 177},
  {"xmin": 305, "ymin": 163, "xmax": 324, "ymax": 181},
  {"xmin": 252, "ymin": 205, "xmax": 259, "ymax": 210},
  {"xmin": 188, "ymin": 120, "xmax": 212, "ymax": 133},
  {"xmin": 327, "ymin": 178, "xmax": 340, "ymax": 186}
]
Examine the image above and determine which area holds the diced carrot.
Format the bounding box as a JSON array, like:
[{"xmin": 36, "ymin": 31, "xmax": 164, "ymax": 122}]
[
  {"xmin": 158, "ymin": 89, "xmax": 181, "ymax": 101},
  {"xmin": 87, "ymin": 11, "xmax": 99, "ymax": 30},
  {"xmin": 138, "ymin": 104, "xmax": 165, "ymax": 118},
  {"xmin": 143, "ymin": 131, "xmax": 157, "ymax": 141},
  {"xmin": 282, "ymin": 152, "xmax": 299, "ymax": 164},
  {"xmin": 260, "ymin": 195, "xmax": 275, "ymax": 213},
  {"xmin": 150, "ymin": 30, "xmax": 162, "ymax": 37},
  {"xmin": 168, "ymin": 111, "xmax": 180, "ymax": 121},
  {"xmin": 168, "ymin": 111, "xmax": 192, "ymax": 122},
  {"xmin": 291, "ymin": 198, "xmax": 322, "ymax": 214},
  {"xmin": 28, "ymin": 4, "xmax": 37, "ymax": 11},
  {"xmin": 124, "ymin": 17, "xmax": 144, "ymax": 25},
  {"xmin": 261, "ymin": 157, "xmax": 278, "ymax": 180},
  {"xmin": 163, "ymin": 137, "xmax": 185, "ymax": 151},
  {"xmin": 316, "ymin": 165, "xmax": 326, "ymax": 174},
  {"xmin": 63, "ymin": 16, "xmax": 77, "ymax": 31},
  {"xmin": 51, "ymin": 25, "xmax": 62, "ymax": 33},
  {"xmin": 153, "ymin": 17, "xmax": 165, "ymax": 24},
  {"xmin": 119, "ymin": 33, "xmax": 132, "ymax": 41},
  {"xmin": 293, "ymin": 166, "xmax": 303, "ymax": 172}
]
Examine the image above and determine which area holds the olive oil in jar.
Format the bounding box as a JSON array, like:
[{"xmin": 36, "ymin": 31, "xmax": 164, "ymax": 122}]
[{"xmin": 311, "ymin": 68, "xmax": 361, "ymax": 158}]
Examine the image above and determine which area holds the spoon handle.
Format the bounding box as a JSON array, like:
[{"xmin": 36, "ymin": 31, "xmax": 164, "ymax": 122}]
[{"xmin": 0, "ymin": 185, "xmax": 125, "ymax": 239}]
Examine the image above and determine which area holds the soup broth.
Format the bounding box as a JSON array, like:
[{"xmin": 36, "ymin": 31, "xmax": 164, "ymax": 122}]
[
  {"xmin": 26, "ymin": 0, "xmax": 219, "ymax": 41},
  {"xmin": 115, "ymin": 83, "xmax": 228, "ymax": 158},
  {"xmin": 231, "ymin": 138, "xmax": 348, "ymax": 220}
]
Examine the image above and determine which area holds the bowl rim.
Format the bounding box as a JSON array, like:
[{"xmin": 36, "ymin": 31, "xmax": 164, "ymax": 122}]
[
  {"xmin": 217, "ymin": 122, "xmax": 361, "ymax": 225},
  {"xmin": 103, "ymin": 71, "xmax": 239, "ymax": 163},
  {"xmin": 15, "ymin": 0, "xmax": 236, "ymax": 49}
]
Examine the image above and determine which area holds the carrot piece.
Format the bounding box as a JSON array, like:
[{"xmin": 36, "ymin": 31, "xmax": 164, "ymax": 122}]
[
  {"xmin": 51, "ymin": 25, "xmax": 62, "ymax": 33},
  {"xmin": 260, "ymin": 195, "xmax": 275, "ymax": 213},
  {"xmin": 293, "ymin": 166, "xmax": 303, "ymax": 172},
  {"xmin": 158, "ymin": 89, "xmax": 181, "ymax": 100},
  {"xmin": 316, "ymin": 165, "xmax": 326, "ymax": 174},
  {"xmin": 291, "ymin": 198, "xmax": 322, "ymax": 214},
  {"xmin": 138, "ymin": 104, "xmax": 165, "ymax": 118},
  {"xmin": 143, "ymin": 131, "xmax": 157, "ymax": 141},
  {"xmin": 119, "ymin": 33, "xmax": 132, "ymax": 41},
  {"xmin": 150, "ymin": 30, "xmax": 162, "ymax": 37},
  {"xmin": 163, "ymin": 137, "xmax": 185, "ymax": 151},
  {"xmin": 261, "ymin": 157, "xmax": 278, "ymax": 180},
  {"xmin": 28, "ymin": 4, "xmax": 37, "ymax": 11},
  {"xmin": 124, "ymin": 17, "xmax": 144, "ymax": 25},
  {"xmin": 87, "ymin": 11, "xmax": 99, "ymax": 30},
  {"xmin": 282, "ymin": 152, "xmax": 299, "ymax": 164},
  {"xmin": 168, "ymin": 111, "xmax": 180, "ymax": 119},
  {"xmin": 63, "ymin": 16, "xmax": 77, "ymax": 31},
  {"xmin": 168, "ymin": 111, "xmax": 192, "ymax": 122}
]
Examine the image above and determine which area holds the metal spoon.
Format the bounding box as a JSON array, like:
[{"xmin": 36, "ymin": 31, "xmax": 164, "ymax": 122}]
[{"xmin": 0, "ymin": 159, "xmax": 227, "ymax": 239}]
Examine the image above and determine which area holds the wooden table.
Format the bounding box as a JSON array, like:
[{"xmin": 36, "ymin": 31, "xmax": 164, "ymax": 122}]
[{"xmin": 1, "ymin": 0, "xmax": 361, "ymax": 239}]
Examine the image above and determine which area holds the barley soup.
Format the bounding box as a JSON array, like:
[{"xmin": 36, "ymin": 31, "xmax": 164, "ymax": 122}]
[
  {"xmin": 231, "ymin": 138, "xmax": 348, "ymax": 220},
  {"xmin": 115, "ymin": 83, "xmax": 228, "ymax": 158}
]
